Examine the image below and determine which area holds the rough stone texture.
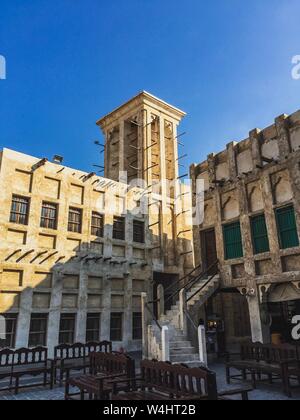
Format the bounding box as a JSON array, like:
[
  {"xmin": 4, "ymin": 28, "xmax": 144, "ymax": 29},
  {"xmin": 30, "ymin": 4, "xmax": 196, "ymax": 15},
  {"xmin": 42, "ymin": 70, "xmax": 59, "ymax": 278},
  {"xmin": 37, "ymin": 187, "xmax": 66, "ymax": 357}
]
[
  {"xmin": 191, "ymin": 108, "xmax": 300, "ymax": 347},
  {"xmin": 0, "ymin": 92, "xmax": 194, "ymax": 356}
]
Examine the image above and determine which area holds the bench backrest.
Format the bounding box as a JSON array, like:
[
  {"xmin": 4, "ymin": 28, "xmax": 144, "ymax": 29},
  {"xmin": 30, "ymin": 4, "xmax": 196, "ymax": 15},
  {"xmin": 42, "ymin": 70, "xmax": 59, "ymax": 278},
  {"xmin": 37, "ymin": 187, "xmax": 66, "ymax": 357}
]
[
  {"xmin": 89, "ymin": 351, "xmax": 135, "ymax": 378},
  {"xmin": 0, "ymin": 348, "xmax": 15, "ymax": 368},
  {"xmin": 140, "ymin": 360, "xmax": 218, "ymax": 400},
  {"xmin": 54, "ymin": 343, "xmax": 85, "ymax": 360},
  {"xmin": 13, "ymin": 347, "xmax": 48, "ymax": 367},
  {"xmin": 240, "ymin": 342, "xmax": 262, "ymax": 361},
  {"xmin": 54, "ymin": 341, "xmax": 112, "ymax": 360},
  {"xmin": 241, "ymin": 342, "xmax": 299, "ymax": 363},
  {"xmin": 85, "ymin": 341, "xmax": 112, "ymax": 356},
  {"xmin": 264, "ymin": 343, "xmax": 299, "ymax": 363}
]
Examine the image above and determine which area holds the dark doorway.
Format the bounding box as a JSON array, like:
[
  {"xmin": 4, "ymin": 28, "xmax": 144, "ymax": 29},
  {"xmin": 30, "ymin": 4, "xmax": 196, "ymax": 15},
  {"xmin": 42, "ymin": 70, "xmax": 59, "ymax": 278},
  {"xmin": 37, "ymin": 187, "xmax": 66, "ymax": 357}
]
[
  {"xmin": 268, "ymin": 299, "xmax": 300, "ymax": 344},
  {"xmin": 153, "ymin": 272, "xmax": 179, "ymax": 317},
  {"xmin": 201, "ymin": 229, "xmax": 217, "ymax": 274}
]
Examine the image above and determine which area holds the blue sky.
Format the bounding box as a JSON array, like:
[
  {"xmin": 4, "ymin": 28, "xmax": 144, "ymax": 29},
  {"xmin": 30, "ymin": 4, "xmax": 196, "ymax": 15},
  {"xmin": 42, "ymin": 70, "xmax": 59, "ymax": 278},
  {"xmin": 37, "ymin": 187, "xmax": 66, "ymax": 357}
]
[{"xmin": 1, "ymin": 0, "xmax": 300, "ymax": 173}]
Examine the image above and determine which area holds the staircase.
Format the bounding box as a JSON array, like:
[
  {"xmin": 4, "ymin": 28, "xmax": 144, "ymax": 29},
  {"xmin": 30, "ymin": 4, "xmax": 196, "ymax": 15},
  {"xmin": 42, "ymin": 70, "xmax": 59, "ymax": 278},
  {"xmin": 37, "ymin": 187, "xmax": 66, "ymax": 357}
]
[
  {"xmin": 149, "ymin": 322, "xmax": 201, "ymax": 367},
  {"xmin": 148, "ymin": 272, "xmax": 220, "ymax": 366}
]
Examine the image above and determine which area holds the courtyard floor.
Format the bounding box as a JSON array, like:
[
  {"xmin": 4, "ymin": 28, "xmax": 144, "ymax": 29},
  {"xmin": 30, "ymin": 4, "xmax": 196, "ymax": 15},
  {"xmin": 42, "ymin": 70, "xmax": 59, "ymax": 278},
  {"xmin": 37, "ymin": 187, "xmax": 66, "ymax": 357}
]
[{"xmin": 0, "ymin": 359, "xmax": 299, "ymax": 401}]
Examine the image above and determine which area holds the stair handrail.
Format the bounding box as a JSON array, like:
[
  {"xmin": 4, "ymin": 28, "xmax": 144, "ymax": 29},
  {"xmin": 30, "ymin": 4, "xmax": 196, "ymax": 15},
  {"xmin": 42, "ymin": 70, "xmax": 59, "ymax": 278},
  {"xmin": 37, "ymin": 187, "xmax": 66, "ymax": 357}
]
[
  {"xmin": 183, "ymin": 261, "xmax": 218, "ymax": 295},
  {"xmin": 186, "ymin": 268, "xmax": 219, "ymax": 303},
  {"xmin": 145, "ymin": 302, "xmax": 162, "ymax": 331},
  {"xmin": 164, "ymin": 260, "xmax": 219, "ymax": 307},
  {"xmin": 163, "ymin": 263, "xmax": 203, "ymax": 294}
]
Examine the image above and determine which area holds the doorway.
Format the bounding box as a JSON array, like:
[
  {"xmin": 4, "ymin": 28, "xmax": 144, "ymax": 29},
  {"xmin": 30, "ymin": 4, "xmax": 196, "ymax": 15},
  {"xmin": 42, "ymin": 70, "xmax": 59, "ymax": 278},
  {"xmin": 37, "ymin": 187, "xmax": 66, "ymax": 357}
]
[
  {"xmin": 268, "ymin": 299, "xmax": 300, "ymax": 344},
  {"xmin": 201, "ymin": 228, "xmax": 217, "ymax": 274}
]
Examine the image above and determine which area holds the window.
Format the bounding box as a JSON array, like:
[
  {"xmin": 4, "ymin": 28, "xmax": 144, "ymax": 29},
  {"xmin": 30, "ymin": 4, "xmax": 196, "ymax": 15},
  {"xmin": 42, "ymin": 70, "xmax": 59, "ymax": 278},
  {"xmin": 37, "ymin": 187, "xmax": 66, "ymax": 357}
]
[
  {"xmin": 132, "ymin": 312, "xmax": 142, "ymax": 340},
  {"xmin": 133, "ymin": 220, "xmax": 145, "ymax": 243},
  {"xmin": 110, "ymin": 313, "xmax": 123, "ymax": 341},
  {"xmin": 10, "ymin": 195, "xmax": 30, "ymax": 225},
  {"xmin": 251, "ymin": 214, "xmax": 270, "ymax": 254},
  {"xmin": 59, "ymin": 314, "xmax": 76, "ymax": 344},
  {"xmin": 113, "ymin": 217, "xmax": 125, "ymax": 240},
  {"xmin": 40, "ymin": 202, "xmax": 58, "ymax": 229},
  {"xmin": 223, "ymin": 222, "xmax": 243, "ymax": 260},
  {"xmin": 68, "ymin": 208, "xmax": 82, "ymax": 233},
  {"xmin": 28, "ymin": 314, "xmax": 48, "ymax": 347},
  {"xmin": 91, "ymin": 212, "xmax": 104, "ymax": 237},
  {"xmin": 276, "ymin": 206, "xmax": 299, "ymax": 249},
  {"xmin": 0, "ymin": 314, "xmax": 18, "ymax": 349},
  {"xmin": 86, "ymin": 313, "xmax": 101, "ymax": 342}
]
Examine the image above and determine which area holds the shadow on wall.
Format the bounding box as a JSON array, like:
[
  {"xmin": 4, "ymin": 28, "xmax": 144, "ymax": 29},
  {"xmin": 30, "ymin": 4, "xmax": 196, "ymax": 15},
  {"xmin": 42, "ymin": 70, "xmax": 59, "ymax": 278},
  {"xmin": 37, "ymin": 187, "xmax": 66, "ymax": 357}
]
[{"xmin": 0, "ymin": 222, "xmax": 194, "ymax": 352}]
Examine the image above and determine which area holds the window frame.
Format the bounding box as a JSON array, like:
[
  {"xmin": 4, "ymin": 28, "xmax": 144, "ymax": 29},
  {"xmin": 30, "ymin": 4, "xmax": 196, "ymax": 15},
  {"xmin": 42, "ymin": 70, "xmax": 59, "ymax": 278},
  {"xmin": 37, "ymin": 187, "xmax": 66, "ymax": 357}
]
[
  {"xmin": 59, "ymin": 313, "xmax": 76, "ymax": 345},
  {"xmin": 223, "ymin": 221, "xmax": 244, "ymax": 260},
  {"xmin": 275, "ymin": 205, "xmax": 300, "ymax": 250},
  {"xmin": 132, "ymin": 312, "xmax": 142, "ymax": 340},
  {"xmin": 133, "ymin": 220, "xmax": 145, "ymax": 244},
  {"xmin": 91, "ymin": 212, "xmax": 104, "ymax": 237},
  {"xmin": 110, "ymin": 312, "xmax": 123, "ymax": 342},
  {"xmin": 250, "ymin": 213, "xmax": 270, "ymax": 255},
  {"xmin": 68, "ymin": 207, "xmax": 82, "ymax": 234},
  {"xmin": 113, "ymin": 216, "xmax": 125, "ymax": 241},
  {"xmin": 0, "ymin": 313, "xmax": 18, "ymax": 349},
  {"xmin": 28, "ymin": 313, "xmax": 48, "ymax": 347},
  {"xmin": 40, "ymin": 201, "xmax": 58, "ymax": 230},
  {"xmin": 86, "ymin": 313, "xmax": 101, "ymax": 342},
  {"xmin": 10, "ymin": 195, "xmax": 30, "ymax": 225}
]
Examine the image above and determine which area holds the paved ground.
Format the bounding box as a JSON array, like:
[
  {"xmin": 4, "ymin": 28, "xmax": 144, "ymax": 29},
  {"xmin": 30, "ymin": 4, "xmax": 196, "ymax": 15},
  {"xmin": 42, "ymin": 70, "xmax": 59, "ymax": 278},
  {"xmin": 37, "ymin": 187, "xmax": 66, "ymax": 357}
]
[
  {"xmin": 0, "ymin": 359, "xmax": 299, "ymax": 400},
  {"xmin": 213, "ymin": 362, "xmax": 300, "ymax": 401}
]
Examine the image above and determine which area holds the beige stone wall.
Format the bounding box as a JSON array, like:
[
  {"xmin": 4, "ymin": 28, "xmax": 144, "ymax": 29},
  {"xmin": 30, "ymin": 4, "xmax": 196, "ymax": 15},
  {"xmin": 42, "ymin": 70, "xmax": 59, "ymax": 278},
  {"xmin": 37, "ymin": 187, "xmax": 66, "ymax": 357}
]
[{"xmin": 0, "ymin": 148, "xmax": 154, "ymax": 354}]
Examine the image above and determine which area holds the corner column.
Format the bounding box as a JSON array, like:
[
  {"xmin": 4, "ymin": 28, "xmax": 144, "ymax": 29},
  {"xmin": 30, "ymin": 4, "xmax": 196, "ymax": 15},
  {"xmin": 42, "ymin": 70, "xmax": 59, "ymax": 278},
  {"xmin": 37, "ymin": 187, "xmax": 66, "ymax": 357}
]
[
  {"xmin": 47, "ymin": 270, "xmax": 63, "ymax": 357},
  {"xmin": 75, "ymin": 266, "xmax": 88, "ymax": 342},
  {"xmin": 246, "ymin": 292, "xmax": 270, "ymax": 344},
  {"xmin": 15, "ymin": 289, "xmax": 33, "ymax": 348}
]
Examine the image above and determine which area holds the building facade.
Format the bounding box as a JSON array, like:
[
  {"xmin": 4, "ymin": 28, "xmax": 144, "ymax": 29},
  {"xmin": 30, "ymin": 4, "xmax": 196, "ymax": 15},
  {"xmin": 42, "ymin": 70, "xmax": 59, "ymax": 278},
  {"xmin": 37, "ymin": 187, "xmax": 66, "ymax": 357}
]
[
  {"xmin": 2, "ymin": 91, "xmax": 299, "ymax": 358},
  {"xmin": 191, "ymin": 109, "xmax": 300, "ymax": 350},
  {"xmin": 0, "ymin": 92, "xmax": 194, "ymax": 356}
]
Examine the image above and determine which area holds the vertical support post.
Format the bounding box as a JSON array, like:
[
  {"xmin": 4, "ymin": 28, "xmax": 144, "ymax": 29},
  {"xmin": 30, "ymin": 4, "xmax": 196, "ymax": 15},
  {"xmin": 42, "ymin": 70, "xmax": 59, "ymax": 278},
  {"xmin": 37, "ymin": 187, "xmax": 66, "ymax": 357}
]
[
  {"xmin": 15, "ymin": 288, "xmax": 33, "ymax": 349},
  {"xmin": 179, "ymin": 289, "xmax": 187, "ymax": 334},
  {"xmin": 119, "ymin": 120, "xmax": 126, "ymax": 183},
  {"xmin": 161, "ymin": 326, "xmax": 170, "ymax": 362},
  {"xmin": 47, "ymin": 270, "xmax": 63, "ymax": 357},
  {"xmin": 247, "ymin": 294, "xmax": 270, "ymax": 344},
  {"xmin": 100, "ymin": 275, "xmax": 111, "ymax": 343},
  {"xmin": 198, "ymin": 325, "xmax": 208, "ymax": 367},
  {"xmin": 141, "ymin": 292, "xmax": 149, "ymax": 359},
  {"xmin": 0, "ymin": 316, "xmax": 5, "ymax": 339},
  {"xmin": 157, "ymin": 284, "xmax": 164, "ymax": 319},
  {"xmin": 75, "ymin": 266, "xmax": 88, "ymax": 343}
]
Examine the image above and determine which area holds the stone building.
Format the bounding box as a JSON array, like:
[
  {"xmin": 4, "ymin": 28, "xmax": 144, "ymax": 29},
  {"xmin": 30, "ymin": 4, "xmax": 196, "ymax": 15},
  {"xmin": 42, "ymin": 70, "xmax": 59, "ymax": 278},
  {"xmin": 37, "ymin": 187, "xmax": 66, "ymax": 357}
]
[
  {"xmin": 0, "ymin": 92, "xmax": 193, "ymax": 357},
  {"xmin": 191, "ymin": 109, "xmax": 300, "ymax": 351},
  {"xmin": 2, "ymin": 90, "xmax": 300, "ymax": 362}
]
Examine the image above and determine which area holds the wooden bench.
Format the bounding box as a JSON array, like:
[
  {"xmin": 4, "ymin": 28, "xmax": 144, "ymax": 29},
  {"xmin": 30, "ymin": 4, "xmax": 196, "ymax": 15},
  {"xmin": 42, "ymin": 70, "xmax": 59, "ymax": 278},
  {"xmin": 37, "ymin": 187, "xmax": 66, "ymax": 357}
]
[
  {"xmin": 226, "ymin": 342, "xmax": 300, "ymax": 397},
  {"xmin": 54, "ymin": 340, "xmax": 112, "ymax": 385},
  {"xmin": 65, "ymin": 351, "xmax": 135, "ymax": 400},
  {"xmin": 0, "ymin": 347, "xmax": 54, "ymax": 395},
  {"xmin": 112, "ymin": 360, "xmax": 252, "ymax": 401},
  {"xmin": 0, "ymin": 348, "xmax": 14, "ymax": 389}
]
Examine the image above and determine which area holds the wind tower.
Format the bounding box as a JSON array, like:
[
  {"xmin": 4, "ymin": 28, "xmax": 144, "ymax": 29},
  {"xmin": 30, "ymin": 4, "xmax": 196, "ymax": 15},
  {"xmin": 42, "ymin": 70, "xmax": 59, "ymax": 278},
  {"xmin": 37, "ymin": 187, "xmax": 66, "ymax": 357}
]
[{"xmin": 97, "ymin": 91, "xmax": 194, "ymax": 282}]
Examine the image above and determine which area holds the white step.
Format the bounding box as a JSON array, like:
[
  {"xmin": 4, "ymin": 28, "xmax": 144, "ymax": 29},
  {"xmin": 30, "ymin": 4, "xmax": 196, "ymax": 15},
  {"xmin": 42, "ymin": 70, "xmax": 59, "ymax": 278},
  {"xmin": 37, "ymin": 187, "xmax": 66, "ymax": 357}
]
[
  {"xmin": 170, "ymin": 347, "xmax": 197, "ymax": 355},
  {"xmin": 170, "ymin": 338, "xmax": 191, "ymax": 349},
  {"xmin": 171, "ymin": 354, "xmax": 199, "ymax": 362}
]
